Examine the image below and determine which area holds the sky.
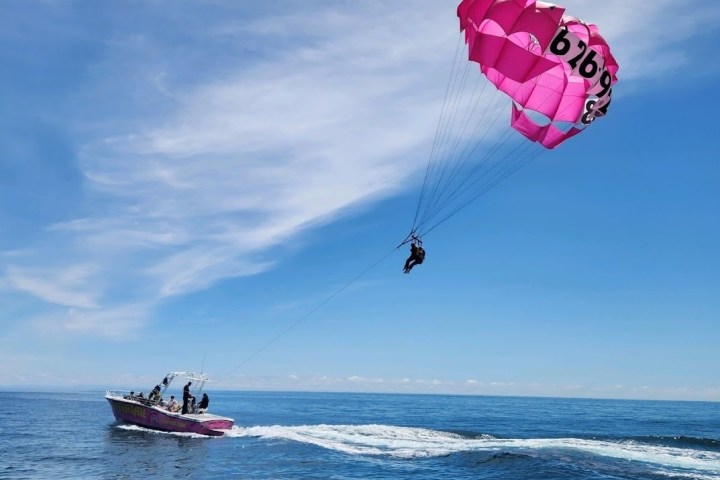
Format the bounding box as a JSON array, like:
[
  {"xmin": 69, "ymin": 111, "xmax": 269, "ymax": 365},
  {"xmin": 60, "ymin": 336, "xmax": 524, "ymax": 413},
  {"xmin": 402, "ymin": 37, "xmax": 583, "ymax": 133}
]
[{"xmin": 0, "ymin": 0, "xmax": 718, "ymax": 401}]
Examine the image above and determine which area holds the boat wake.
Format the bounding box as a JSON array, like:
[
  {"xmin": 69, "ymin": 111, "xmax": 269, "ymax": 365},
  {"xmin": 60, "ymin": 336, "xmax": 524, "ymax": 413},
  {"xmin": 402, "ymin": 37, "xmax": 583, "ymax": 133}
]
[
  {"xmin": 115, "ymin": 424, "xmax": 212, "ymax": 439},
  {"xmin": 226, "ymin": 424, "xmax": 720, "ymax": 478}
]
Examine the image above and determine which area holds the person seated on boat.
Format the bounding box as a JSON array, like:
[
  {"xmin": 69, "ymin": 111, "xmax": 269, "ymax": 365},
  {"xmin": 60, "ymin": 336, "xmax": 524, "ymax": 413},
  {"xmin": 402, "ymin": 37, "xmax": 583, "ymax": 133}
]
[
  {"xmin": 124, "ymin": 391, "xmax": 135, "ymax": 400},
  {"xmin": 182, "ymin": 382, "xmax": 195, "ymax": 415},
  {"xmin": 137, "ymin": 391, "xmax": 153, "ymax": 405},
  {"xmin": 166, "ymin": 395, "xmax": 180, "ymax": 412},
  {"xmin": 148, "ymin": 384, "xmax": 162, "ymax": 403},
  {"xmin": 197, "ymin": 393, "xmax": 209, "ymax": 412}
]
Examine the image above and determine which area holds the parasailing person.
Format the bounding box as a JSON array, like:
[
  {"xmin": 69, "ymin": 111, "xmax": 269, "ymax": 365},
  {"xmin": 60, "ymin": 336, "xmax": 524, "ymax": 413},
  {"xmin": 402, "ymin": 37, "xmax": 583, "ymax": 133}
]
[{"xmin": 403, "ymin": 238, "xmax": 426, "ymax": 274}]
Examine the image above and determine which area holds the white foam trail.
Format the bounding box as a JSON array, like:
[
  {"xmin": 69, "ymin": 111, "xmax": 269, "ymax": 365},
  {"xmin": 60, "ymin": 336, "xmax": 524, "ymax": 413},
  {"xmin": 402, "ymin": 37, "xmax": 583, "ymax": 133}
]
[
  {"xmin": 115, "ymin": 424, "xmax": 210, "ymax": 439},
  {"xmin": 655, "ymin": 467, "xmax": 720, "ymax": 480},
  {"xmin": 518, "ymin": 437, "xmax": 720, "ymax": 473},
  {"xmin": 227, "ymin": 424, "xmax": 466, "ymax": 457},
  {"xmin": 226, "ymin": 424, "xmax": 720, "ymax": 475}
]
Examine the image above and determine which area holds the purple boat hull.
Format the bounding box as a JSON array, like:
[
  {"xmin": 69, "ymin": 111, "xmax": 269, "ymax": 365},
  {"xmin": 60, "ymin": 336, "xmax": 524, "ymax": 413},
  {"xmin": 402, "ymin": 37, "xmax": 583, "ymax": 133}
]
[{"xmin": 106, "ymin": 396, "xmax": 233, "ymax": 437}]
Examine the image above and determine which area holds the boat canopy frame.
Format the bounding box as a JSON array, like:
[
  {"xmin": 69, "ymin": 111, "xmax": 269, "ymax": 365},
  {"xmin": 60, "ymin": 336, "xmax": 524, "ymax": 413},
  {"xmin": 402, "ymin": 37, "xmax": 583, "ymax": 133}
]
[{"xmin": 159, "ymin": 371, "xmax": 210, "ymax": 398}]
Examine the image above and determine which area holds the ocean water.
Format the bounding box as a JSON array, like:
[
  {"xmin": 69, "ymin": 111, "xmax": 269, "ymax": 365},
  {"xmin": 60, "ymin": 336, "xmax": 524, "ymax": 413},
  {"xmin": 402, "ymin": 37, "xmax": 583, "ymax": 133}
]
[{"xmin": 0, "ymin": 391, "xmax": 718, "ymax": 479}]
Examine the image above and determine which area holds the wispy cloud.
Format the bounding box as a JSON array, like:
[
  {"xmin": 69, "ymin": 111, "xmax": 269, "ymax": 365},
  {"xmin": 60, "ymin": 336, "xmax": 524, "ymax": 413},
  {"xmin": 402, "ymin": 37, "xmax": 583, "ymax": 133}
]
[
  {"xmin": 4, "ymin": 1, "xmax": 454, "ymax": 337},
  {"xmin": 27, "ymin": 303, "xmax": 149, "ymax": 338},
  {"xmin": 2, "ymin": 0, "xmax": 717, "ymax": 339},
  {"xmin": 6, "ymin": 264, "xmax": 100, "ymax": 308}
]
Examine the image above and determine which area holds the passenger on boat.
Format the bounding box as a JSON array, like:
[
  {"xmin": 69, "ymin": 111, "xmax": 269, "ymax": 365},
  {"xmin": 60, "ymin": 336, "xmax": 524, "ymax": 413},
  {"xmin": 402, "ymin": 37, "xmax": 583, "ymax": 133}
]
[
  {"xmin": 166, "ymin": 395, "xmax": 180, "ymax": 412},
  {"xmin": 149, "ymin": 384, "xmax": 162, "ymax": 403},
  {"xmin": 182, "ymin": 382, "xmax": 195, "ymax": 414},
  {"xmin": 136, "ymin": 391, "xmax": 152, "ymax": 405},
  {"xmin": 124, "ymin": 391, "xmax": 135, "ymax": 400},
  {"xmin": 197, "ymin": 393, "xmax": 209, "ymax": 412}
]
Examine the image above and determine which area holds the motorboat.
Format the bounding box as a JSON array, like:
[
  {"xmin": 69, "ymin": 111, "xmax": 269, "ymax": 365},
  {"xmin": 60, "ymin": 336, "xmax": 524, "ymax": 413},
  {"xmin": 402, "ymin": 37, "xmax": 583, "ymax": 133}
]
[{"xmin": 105, "ymin": 371, "xmax": 233, "ymax": 437}]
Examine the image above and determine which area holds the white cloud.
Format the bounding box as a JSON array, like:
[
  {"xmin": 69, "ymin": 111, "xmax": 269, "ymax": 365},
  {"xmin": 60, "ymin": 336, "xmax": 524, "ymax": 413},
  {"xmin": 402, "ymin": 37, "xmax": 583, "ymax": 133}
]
[
  {"xmin": 5, "ymin": 265, "xmax": 100, "ymax": 308},
  {"xmin": 490, "ymin": 381, "xmax": 516, "ymax": 387},
  {"xmin": 3, "ymin": 1, "xmax": 454, "ymax": 337},
  {"xmin": 27, "ymin": 303, "xmax": 149, "ymax": 338}
]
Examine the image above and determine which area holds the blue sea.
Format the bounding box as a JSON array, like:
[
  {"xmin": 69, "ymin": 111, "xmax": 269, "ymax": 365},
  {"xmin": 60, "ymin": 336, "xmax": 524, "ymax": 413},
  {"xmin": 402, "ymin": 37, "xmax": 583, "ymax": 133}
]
[{"xmin": 0, "ymin": 391, "xmax": 718, "ymax": 479}]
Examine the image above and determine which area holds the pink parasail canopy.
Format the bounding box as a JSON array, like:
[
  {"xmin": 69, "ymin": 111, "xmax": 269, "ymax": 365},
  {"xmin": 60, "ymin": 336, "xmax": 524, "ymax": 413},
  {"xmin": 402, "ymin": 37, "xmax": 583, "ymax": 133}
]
[{"xmin": 457, "ymin": 0, "xmax": 619, "ymax": 148}]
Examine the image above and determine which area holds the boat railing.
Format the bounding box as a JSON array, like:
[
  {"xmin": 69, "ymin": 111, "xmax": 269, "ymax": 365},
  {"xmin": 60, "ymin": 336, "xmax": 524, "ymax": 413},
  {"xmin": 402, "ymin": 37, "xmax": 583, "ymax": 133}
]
[{"xmin": 106, "ymin": 390, "xmax": 166, "ymax": 407}]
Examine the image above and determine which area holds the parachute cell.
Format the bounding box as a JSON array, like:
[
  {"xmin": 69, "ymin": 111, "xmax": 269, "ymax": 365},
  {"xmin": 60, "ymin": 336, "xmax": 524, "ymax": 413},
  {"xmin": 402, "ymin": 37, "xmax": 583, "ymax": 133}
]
[{"xmin": 457, "ymin": 0, "xmax": 619, "ymax": 148}]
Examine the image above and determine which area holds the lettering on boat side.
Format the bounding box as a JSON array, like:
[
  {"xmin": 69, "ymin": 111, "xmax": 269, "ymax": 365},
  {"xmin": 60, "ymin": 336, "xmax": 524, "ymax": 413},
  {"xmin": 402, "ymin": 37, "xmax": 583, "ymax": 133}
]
[
  {"xmin": 115, "ymin": 402, "xmax": 147, "ymax": 418},
  {"xmin": 154, "ymin": 415, "xmax": 187, "ymax": 429}
]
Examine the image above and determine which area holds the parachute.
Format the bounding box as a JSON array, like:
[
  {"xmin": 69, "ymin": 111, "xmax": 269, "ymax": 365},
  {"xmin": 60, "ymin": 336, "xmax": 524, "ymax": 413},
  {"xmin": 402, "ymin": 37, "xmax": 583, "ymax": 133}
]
[
  {"xmin": 406, "ymin": 0, "xmax": 619, "ymax": 242},
  {"xmin": 458, "ymin": 0, "xmax": 619, "ymax": 148}
]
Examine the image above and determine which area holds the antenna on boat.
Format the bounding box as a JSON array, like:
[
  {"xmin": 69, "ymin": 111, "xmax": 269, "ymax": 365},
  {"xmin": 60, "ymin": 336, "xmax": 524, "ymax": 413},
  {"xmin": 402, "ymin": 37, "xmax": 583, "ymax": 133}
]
[{"xmin": 200, "ymin": 352, "xmax": 207, "ymax": 375}]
